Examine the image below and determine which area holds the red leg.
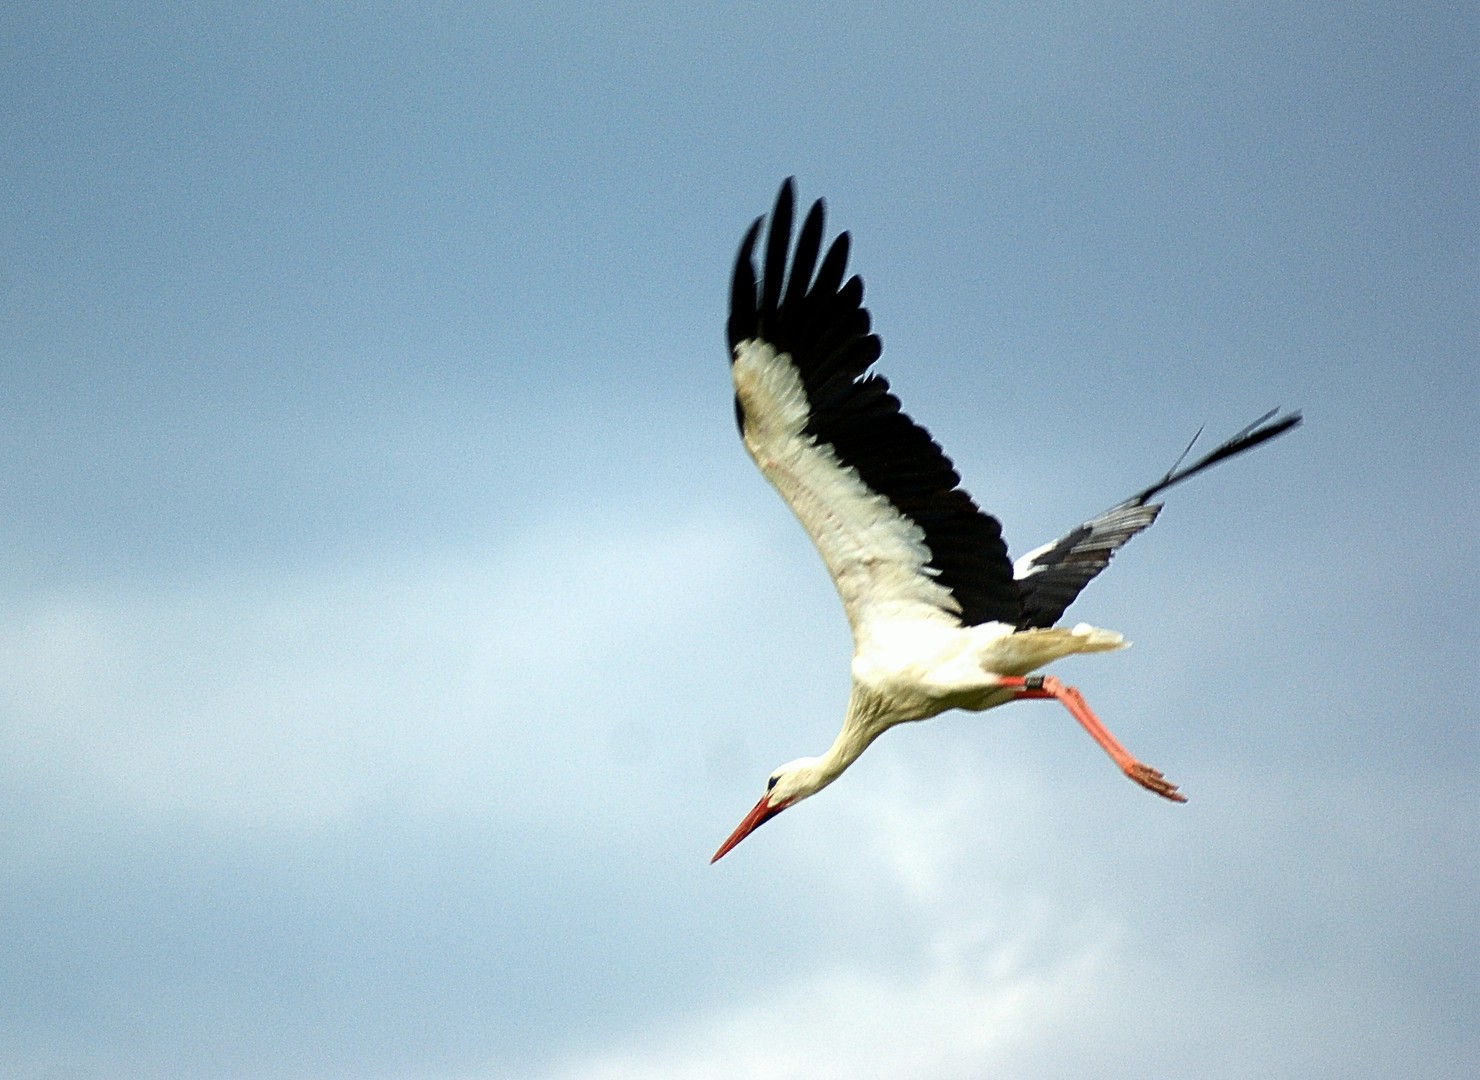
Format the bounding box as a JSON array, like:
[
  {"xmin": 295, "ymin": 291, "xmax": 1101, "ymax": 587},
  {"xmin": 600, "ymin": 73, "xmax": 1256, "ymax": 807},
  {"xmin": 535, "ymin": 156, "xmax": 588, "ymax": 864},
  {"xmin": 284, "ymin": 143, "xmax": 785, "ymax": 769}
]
[{"xmin": 999, "ymin": 675, "xmax": 1187, "ymax": 802}]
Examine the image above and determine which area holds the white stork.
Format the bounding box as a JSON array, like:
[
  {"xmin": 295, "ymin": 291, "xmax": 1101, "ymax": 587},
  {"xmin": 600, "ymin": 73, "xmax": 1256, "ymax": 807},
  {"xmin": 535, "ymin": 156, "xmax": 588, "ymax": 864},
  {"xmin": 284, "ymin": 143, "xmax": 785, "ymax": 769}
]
[{"xmin": 711, "ymin": 179, "xmax": 1301, "ymax": 863}]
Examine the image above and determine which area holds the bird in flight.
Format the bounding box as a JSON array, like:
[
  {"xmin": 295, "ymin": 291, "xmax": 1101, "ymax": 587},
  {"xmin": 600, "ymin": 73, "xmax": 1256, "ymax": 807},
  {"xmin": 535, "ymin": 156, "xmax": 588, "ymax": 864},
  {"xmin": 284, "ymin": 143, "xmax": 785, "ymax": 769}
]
[{"xmin": 712, "ymin": 178, "xmax": 1300, "ymax": 863}]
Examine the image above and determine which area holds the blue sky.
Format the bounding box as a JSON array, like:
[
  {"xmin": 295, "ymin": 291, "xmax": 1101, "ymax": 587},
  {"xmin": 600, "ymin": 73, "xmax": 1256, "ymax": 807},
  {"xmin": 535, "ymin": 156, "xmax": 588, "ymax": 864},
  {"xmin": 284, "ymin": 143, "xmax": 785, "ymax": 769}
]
[{"xmin": 2, "ymin": 3, "xmax": 1476, "ymax": 1077}]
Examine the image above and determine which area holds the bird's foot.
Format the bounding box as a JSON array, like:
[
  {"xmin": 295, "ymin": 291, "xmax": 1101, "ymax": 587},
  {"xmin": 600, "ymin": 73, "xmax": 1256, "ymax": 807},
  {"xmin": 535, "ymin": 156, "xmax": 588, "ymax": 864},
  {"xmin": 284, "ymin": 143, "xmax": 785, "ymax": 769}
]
[{"xmin": 1125, "ymin": 761, "xmax": 1187, "ymax": 803}]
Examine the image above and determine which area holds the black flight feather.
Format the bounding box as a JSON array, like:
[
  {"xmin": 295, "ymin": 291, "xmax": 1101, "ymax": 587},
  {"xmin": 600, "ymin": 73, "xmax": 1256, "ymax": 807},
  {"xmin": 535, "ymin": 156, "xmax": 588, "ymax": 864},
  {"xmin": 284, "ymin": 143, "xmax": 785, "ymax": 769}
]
[{"xmin": 1014, "ymin": 409, "xmax": 1304, "ymax": 629}]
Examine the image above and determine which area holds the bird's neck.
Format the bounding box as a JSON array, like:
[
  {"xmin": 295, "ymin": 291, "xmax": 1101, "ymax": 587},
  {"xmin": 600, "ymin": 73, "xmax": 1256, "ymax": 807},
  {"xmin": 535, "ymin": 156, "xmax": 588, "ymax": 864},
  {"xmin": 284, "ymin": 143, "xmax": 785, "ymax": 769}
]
[{"xmin": 811, "ymin": 686, "xmax": 894, "ymax": 790}]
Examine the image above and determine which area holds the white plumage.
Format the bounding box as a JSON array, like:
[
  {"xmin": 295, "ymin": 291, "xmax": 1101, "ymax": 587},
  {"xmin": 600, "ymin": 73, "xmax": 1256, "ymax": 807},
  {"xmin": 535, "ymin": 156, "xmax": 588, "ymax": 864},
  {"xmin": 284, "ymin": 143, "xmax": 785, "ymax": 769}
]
[{"xmin": 712, "ymin": 179, "xmax": 1300, "ymax": 862}]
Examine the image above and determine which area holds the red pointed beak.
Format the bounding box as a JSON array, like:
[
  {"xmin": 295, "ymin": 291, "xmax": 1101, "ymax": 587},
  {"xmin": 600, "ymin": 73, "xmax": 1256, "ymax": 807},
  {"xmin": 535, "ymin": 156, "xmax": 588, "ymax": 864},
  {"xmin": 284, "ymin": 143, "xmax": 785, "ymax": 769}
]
[{"xmin": 710, "ymin": 793, "xmax": 788, "ymax": 863}]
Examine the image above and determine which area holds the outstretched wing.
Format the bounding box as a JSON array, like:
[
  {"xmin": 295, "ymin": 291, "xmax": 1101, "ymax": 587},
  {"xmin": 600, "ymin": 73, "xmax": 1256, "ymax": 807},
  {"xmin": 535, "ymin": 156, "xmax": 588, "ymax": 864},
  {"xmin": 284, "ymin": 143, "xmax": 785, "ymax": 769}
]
[
  {"xmin": 1013, "ymin": 409, "xmax": 1303, "ymax": 629},
  {"xmin": 728, "ymin": 179, "xmax": 1020, "ymax": 635}
]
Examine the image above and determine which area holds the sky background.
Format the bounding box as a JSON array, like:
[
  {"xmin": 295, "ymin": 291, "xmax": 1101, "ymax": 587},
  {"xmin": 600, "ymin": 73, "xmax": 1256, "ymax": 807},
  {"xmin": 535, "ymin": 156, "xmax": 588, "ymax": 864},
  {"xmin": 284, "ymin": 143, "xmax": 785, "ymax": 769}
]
[{"xmin": 2, "ymin": 3, "xmax": 1476, "ymax": 1078}]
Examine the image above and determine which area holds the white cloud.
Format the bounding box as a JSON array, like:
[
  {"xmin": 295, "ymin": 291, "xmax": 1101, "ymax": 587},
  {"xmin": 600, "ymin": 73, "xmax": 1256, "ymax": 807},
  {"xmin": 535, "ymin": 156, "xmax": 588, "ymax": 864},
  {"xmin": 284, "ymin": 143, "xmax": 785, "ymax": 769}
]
[
  {"xmin": 2, "ymin": 498, "xmax": 1471, "ymax": 1080},
  {"xmin": 537, "ymin": 926, "xmax": 1111, "ymax": 1080},
  {"xmin": 0, "ymin": 507, "xmax": 758, "ymax": 835}
]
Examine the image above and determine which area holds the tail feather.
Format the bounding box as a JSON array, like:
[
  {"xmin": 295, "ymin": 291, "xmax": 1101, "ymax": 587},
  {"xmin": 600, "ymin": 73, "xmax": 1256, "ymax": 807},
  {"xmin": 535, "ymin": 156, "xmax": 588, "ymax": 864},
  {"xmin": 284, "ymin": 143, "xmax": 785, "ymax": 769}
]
[{"xmin": 983, "ymin": 623, "xmax": 1127, "ymax": 677}]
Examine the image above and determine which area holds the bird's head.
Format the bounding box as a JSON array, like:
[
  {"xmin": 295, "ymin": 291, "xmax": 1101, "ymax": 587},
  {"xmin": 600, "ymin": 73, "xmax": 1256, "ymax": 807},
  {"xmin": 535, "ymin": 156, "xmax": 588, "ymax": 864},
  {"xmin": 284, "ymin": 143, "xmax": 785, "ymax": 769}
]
[{"xmin": 711, "ymin": 756, "xmax": 831, "ymax": 863}]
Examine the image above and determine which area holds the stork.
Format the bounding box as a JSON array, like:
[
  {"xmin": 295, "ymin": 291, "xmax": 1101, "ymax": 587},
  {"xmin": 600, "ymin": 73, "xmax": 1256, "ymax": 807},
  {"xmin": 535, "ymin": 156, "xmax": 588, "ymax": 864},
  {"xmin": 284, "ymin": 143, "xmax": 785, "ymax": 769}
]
[{"xmin": 711, "ymin": 179, "xmax": 1301, "ymax": 863}]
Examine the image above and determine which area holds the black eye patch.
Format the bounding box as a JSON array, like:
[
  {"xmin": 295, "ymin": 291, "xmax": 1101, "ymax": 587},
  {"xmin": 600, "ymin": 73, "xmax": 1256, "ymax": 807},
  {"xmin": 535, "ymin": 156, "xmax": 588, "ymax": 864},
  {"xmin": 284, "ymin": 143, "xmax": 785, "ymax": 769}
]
[{"xmin": 767, "ymin": 776, "xmax": 779, "ymax": 791}]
